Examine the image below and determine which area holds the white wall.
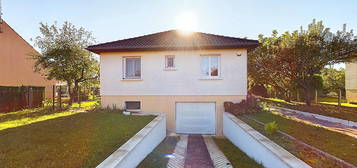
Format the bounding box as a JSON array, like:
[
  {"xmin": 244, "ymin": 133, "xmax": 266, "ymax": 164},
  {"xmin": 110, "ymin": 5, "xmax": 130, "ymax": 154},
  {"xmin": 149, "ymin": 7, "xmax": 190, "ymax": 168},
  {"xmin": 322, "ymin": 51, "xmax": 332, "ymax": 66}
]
[
  {"xmin": 346, "ymin": 61, "xmax": 357, "ymax": 90},
  {"xmin": 100, "ymin": 49, "xmax": 247, "ymax": 96},
  {"xmin": 97, "ymin": 115, "xmax": 166, "ymax": 168},
  {"xmin": 223, "ymin": 112, "xmax": 311, "ymax": 168}
]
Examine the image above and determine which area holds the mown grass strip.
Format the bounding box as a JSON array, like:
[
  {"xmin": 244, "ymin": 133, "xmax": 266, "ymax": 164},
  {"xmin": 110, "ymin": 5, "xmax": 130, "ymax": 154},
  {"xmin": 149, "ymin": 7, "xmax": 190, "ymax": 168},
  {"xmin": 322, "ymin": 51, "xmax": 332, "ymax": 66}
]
[
  {"xmin": 0, "ymin": 111, "xmax": 79, "ymax": 130},
  {"xmin": 213, "ymin": 137, "xmax": 263, "ymax": 168},
  {"xmin": 240, "ymin": 111, "xmax": 357, "ymax": 167}
]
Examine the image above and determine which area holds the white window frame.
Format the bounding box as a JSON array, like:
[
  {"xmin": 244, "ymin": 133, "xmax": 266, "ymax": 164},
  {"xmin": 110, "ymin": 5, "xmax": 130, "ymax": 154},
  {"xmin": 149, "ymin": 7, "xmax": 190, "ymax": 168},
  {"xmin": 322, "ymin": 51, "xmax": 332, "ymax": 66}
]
[
  {"xmin": 164, "ymin": 55, "xmax": 176, "ymax": 70},
  {"xmin": 123, "ymin": 56, "xmax": 142, "ymax": 80},
  {"xmin": 200, "ymin": 54, "xmax": 221, "ymax": 78},
  {"xmin": 125, "ymin": 101, "xmax": 141, "ymax": 112}
]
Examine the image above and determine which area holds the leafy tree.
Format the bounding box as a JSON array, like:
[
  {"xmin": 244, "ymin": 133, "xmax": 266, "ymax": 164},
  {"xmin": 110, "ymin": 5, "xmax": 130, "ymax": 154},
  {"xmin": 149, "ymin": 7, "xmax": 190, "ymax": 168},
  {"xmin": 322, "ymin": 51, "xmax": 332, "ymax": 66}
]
[
  {"xmin": 31, "ymin": 22, "xmax": 99, "ymax": 104},
  {"xmin": 249, "ymin": 20, "xmax": 356, "ymax": 105},
  {"xmin": 321, "ymin": 67, "xmax": 345, "ymax": 94}
]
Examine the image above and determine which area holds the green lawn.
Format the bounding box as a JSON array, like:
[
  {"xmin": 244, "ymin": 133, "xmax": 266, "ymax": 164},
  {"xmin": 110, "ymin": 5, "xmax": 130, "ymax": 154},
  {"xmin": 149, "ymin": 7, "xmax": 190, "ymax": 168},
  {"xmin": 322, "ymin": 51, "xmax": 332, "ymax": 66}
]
[
  {"xmin": 213, "ymin": 137, "xmax": 263, "ymax": 168},
  {"xmin": 318, "ymin": 96, "xmax": 357, "ymax": 107},
  {"xmin": 137, "ymin": 136, "xmax": 180, "ymax": 168},
  {"xmin": 264, "ymin": 98, "xmax": 357, "ymax": 122},
  {"xmin": 239, "ymin": 111, "xmax": 357, "ymax": 167},
  {"xmin": 0, "ymin": 108, "xmax": 154, "ymax": 168},
  {"xmin": 0, "ymin": 101, "xmax": 99, "ymax": 130}
]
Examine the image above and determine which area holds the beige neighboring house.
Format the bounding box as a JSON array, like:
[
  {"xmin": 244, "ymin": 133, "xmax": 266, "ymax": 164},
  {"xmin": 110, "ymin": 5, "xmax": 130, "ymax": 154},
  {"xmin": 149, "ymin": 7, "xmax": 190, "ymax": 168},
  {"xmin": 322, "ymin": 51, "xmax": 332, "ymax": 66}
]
[
  {"xmin": 346, "ymin": 60, "xmax": 357, "ymax": 103},
  {"xmin": 87, "ymin": 30, "xmax": 258, "ymax": 135},
  {"xmin": 0, "ymin": 20, "xmax": 56, "ymax": 98}
]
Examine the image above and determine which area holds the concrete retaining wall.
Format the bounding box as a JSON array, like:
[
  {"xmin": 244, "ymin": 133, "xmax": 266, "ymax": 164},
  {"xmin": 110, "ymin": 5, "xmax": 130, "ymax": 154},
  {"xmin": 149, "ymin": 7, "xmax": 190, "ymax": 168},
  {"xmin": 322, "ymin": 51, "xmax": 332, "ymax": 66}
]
[
  {"xmin": 223, "ymin": 112, "xmax": 311, "ymax": 168},
  {"xmin": 97, "ymin": 114, "xmax": 166, "ymax": 168}
]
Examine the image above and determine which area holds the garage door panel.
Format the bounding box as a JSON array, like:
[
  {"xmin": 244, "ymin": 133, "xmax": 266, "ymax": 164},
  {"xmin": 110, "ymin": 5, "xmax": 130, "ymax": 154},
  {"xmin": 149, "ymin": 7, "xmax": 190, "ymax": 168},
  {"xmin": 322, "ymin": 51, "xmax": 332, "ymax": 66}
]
[{"xmin": 176, "ymin": 103, "xmax": 216, "ymax": 134}]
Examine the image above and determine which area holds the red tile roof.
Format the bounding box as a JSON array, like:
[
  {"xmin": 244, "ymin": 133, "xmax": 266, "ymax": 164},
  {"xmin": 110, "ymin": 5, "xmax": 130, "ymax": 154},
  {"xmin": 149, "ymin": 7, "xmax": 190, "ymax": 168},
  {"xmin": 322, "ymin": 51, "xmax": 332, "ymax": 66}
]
[{"xmin": 87, "ymin": 30, "xmax": 259, "ymax": 54}]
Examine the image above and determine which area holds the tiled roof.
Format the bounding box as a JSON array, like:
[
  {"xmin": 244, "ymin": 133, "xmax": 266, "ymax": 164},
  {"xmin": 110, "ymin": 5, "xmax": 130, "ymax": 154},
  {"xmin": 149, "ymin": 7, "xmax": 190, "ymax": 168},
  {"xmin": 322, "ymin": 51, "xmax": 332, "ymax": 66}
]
[{"xmin": 87, "ymin": 30, "xmax": 259, "ymax": 53}]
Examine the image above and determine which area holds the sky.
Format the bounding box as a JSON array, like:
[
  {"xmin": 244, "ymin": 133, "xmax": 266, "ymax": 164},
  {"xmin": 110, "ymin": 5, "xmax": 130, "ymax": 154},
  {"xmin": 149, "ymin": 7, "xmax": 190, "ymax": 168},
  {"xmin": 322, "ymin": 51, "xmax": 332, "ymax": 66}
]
[{"xmin": 2, "ymin": 0, "xmax": 357, "ymax": 68}]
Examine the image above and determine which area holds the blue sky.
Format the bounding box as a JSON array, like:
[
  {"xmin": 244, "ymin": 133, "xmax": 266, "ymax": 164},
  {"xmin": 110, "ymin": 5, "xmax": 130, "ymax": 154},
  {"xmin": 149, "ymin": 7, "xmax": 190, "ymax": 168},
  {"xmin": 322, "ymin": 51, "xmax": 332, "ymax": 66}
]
[{"xmin": 3, "ymin": 0, "xmax": 357, "ymax": 45}]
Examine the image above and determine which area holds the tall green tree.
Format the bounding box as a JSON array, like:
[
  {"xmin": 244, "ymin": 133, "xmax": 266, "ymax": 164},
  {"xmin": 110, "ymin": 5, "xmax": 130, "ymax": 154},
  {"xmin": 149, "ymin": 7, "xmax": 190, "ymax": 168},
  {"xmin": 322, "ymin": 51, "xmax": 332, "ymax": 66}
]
[
  {"xmin": 321, "ymin": 68, "xmax": 345, "ymax": 94},
  {"xmin": 31, "ymin": 22, "xmax": 99, "ymax": 104},
  {"xmin": 249, "ymin": 20, "xmax": 356, "ymax": 105}
]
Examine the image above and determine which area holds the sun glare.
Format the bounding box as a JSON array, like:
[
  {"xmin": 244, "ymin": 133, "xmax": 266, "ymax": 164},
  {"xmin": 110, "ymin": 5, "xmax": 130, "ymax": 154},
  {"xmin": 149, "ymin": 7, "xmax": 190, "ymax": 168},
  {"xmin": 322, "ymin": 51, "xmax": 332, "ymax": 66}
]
[{"xmin": 176, "ymin": 11, "xmax": 198, "ymax": 35}]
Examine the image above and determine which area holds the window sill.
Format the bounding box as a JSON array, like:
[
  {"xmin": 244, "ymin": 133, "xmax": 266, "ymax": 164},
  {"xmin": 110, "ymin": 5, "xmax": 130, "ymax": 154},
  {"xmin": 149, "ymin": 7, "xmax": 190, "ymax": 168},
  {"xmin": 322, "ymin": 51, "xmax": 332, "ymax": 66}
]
[
  {"xmin": 121, "ymin": 78, "xmax": 143, "ymax": 81},
  {"xmin": 198, "ymin": 76, "xmax": 224, "ymax": 80},
  {"xmin": 125, "ymin": 109, "xmax": 141, "ymax": 113},
  {"xmin": 163, "ymin": 67, "xmax": 177, "ymax": 71}
]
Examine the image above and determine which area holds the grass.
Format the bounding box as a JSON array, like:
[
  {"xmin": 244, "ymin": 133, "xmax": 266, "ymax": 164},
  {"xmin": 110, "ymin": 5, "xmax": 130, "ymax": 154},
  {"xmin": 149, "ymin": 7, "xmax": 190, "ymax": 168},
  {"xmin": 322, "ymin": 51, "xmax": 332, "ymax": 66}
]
[
  {"xmin": 239, "ymin": 111, "xmax": 357, "ymax": 167},
  {"xmin": 137, "ymin": 136, "xmax": 180, "ymax": 168},
  {"xmin": 264, "ymin": 98, "xmax": 357, "ymax": 122},
  {"xmin": 0, "ymin": 100, "xmax": 99, "ymax": 130},
  {"xmin": 213, "ymin": 137, "xmax": 263, "ymax": 168},
  {"xmin": 318, "ymin": 96, "xmax": 357, "ymax": 107},
  {"xmin": 0, "ymin": 109, "xmax": 155, "ymax": 168}
]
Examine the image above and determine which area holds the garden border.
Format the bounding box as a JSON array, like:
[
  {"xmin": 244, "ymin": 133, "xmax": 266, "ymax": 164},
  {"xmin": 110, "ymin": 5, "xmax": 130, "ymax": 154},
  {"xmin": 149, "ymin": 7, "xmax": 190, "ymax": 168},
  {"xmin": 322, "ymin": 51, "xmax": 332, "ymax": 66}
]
[
  {"xmin": 97, "ymin": 114, "xmax": 166, "ymax": 168},
  {"xmin": 223, "ymin": 112, "xmax": 311, "ymax": 168}
]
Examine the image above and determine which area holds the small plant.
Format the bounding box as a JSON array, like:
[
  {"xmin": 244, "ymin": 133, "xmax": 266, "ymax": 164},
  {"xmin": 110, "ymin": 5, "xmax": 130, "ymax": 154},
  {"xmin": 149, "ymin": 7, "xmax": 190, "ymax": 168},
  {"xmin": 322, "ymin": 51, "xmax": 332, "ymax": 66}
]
[
  {"xmin": 264, "ymin": 121, "xmax": 278, "ymax": 135},
  {"xmin": 112, "ymin": 104, "xmax": 117, "ymax": 110},
  {"xmin": 259, "ymin": 101, "xmax": 270, "ymax": 111}
]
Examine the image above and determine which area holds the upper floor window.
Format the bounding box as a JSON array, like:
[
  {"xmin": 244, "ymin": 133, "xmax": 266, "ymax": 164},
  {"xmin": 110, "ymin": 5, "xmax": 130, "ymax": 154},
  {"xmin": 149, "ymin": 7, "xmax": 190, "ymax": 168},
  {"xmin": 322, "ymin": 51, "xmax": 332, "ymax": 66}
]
[
  {"xmin": 124, "ymin": 57, "xmax": 141, "ymax": 79},
  {"xmin": 200, "ymin": 55, "xmax": 220, "ymax": 77},
  {"xmin": 165, "ymin": 55, "xmax": 175, "ymax": 69}
]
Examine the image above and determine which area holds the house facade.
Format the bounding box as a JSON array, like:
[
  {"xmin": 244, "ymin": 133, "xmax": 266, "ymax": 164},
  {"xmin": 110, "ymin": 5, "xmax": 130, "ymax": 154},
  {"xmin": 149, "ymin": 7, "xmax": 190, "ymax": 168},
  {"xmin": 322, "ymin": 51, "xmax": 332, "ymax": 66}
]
[
  {"xmin": 0, "ymin": 21, "xmax": 56, "ymax": 98},
  {"xmin": 346, "ymin": 60, "xmax": 357, "ymax": 103},
  {"xmin": 87, "ymin": 30, "xmax": 258, "ymax": 135}
]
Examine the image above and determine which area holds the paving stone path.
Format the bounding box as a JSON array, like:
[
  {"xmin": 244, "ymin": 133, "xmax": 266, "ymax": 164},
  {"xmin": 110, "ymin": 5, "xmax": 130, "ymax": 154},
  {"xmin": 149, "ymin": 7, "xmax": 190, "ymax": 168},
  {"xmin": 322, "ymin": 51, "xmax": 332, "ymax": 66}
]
[
  {"xmin": 168, "ymin": 134, "xmax": 231, "ymax": 168},
  {"xmin": 184, "ymin": 135, "xmax": 215, "ymax": 168},
  {"xmin": 271, "ymin": 107, "xmax": 357, "ymax": 138}
]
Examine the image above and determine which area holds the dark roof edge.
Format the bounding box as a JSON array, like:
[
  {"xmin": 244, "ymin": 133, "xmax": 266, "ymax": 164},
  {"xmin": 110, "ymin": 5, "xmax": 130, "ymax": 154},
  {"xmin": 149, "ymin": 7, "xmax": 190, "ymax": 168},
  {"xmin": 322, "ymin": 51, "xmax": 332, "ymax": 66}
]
[
  {"xmin": 87, "ymin": 44, "xmax": 259, "ymax": 54},
  {"xmin": 88, "ymin": 29, "xmax": 258, "ymax": 49}
]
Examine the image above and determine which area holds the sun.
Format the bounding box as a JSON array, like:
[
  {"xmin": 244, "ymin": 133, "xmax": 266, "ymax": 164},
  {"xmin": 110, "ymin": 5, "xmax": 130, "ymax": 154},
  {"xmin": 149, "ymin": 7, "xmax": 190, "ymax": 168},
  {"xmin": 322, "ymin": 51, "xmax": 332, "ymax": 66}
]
[{"xmin": 175, "ymin": 11, "xmax": 198, "ymax": 35}]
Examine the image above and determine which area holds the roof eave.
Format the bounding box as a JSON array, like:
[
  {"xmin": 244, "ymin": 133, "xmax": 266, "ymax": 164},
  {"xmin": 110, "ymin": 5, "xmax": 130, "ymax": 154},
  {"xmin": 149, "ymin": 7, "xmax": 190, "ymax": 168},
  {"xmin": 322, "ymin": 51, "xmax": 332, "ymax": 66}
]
[{"xmin": 86, "ymin": 44, "xmax": 259, "ymax": 54}]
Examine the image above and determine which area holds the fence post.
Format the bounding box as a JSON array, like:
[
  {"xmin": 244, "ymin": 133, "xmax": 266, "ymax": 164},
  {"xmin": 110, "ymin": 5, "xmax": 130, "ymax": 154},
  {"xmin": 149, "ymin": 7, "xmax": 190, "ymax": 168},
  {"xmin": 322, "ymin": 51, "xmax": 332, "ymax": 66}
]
[
  {"xmin": 59, "ymin": 85, "xmax": 62, "ymax": 110},
  {"xmin": 27, "ymin": 86, "xmax": 30, "ymax": 108},
  {"xmin": 338, "ymin": 89, "xmax": 342, "ymax": 106},
  {"xmin": 52, "ymin": 85, "xmax": 55, "ymax": 110},
  {"xmin": 78, "ymin": 86, "xmax": 81, "ymax": 108},
  {"xmin": 314, "ymin": 89, "xmax": 318, "ymax": 104},
  {"xmin": 29, "ymin": 87, "xmax": 33, "ymax": 109}
]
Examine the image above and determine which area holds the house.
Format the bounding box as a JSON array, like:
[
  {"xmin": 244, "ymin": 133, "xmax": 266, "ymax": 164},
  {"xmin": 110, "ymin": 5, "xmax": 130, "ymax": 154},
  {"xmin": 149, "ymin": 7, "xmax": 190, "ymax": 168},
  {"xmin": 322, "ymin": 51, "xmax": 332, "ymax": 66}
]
[
  {"xmin": 0, "ymin": 20, "xmax": 56, "ymax": 98},
  {"xmin": 87, "ymin": 30, "xmax": 259, "ymax": 135},
  {"xmin": 346, "ymin": 60, "xmax": 357, "ymax": 103}
]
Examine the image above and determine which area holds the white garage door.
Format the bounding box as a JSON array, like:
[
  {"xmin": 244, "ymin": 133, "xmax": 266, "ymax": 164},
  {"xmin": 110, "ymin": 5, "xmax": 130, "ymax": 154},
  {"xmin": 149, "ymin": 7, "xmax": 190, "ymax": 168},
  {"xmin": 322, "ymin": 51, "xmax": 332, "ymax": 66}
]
[{"xmin": 176, "ymin": 103, "xmax": 216, "ymax": 134}]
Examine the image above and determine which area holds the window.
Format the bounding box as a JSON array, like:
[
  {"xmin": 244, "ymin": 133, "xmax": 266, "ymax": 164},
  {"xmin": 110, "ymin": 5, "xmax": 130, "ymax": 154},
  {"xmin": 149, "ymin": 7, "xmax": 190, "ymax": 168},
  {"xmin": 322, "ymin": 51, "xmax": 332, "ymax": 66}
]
[
  {"xmin": 124, "ymin": 57, "xmax": 141, "ymax": 79},
  {"xmin": 125, "ymin": 101, "xmax": 141, "ymax": 111},
  {"xmin": 165, "ymin": 55, "xmax": 175, "ymax": 69},
  {"xmin": 201, "ymin": 55, "xmax": 220, "ymax": 77}
]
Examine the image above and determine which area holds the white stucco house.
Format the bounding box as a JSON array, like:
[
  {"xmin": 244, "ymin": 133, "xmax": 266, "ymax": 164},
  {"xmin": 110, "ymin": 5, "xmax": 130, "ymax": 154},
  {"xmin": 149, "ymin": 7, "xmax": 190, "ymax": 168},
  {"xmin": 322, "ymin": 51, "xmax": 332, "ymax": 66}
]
[
  {"xmin": 346, "ymin": 60, "xmax": 357, "ymax": 103},
  {"xmin": 87, "ymin": 30, "xmax": 258, "ymax": 135}
]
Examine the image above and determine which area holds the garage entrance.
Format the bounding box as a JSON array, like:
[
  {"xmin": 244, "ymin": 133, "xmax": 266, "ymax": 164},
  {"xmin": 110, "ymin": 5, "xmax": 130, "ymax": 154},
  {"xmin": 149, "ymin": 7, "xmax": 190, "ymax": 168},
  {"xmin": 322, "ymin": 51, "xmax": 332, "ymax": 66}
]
[{"xmin": 176, "ymin": 103, "xmax": 216, "ymax": 134}]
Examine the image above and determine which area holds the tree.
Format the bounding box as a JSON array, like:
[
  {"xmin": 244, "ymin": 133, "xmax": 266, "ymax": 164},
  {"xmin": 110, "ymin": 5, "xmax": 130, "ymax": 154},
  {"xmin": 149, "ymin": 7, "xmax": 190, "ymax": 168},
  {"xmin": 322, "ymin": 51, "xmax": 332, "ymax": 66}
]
[
  {"xmin": 321, "ymin": 67, "xmax": 345, "ymax": 105},
  {"xmin": 321, "ymin": 68, "xmax": 345, "ymax": 93},
  {"xmin": 31, "ymin": 22, "xmax": 99, "ymax": 105},
  {"xmin": 249, "ymin": 20, "xmax": 356, "ymax": 105}
]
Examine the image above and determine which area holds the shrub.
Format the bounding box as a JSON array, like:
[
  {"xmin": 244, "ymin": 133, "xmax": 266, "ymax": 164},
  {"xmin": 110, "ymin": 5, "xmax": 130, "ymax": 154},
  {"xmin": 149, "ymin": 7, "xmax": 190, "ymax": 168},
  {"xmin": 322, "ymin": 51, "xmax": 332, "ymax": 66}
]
[
  {"xmin": 264, "ymin": 121, "xmax": 278, "ymax": 135},
  {"xmin": 224, "ymin": 96, "xmax": 264, "ymax": 115}
]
